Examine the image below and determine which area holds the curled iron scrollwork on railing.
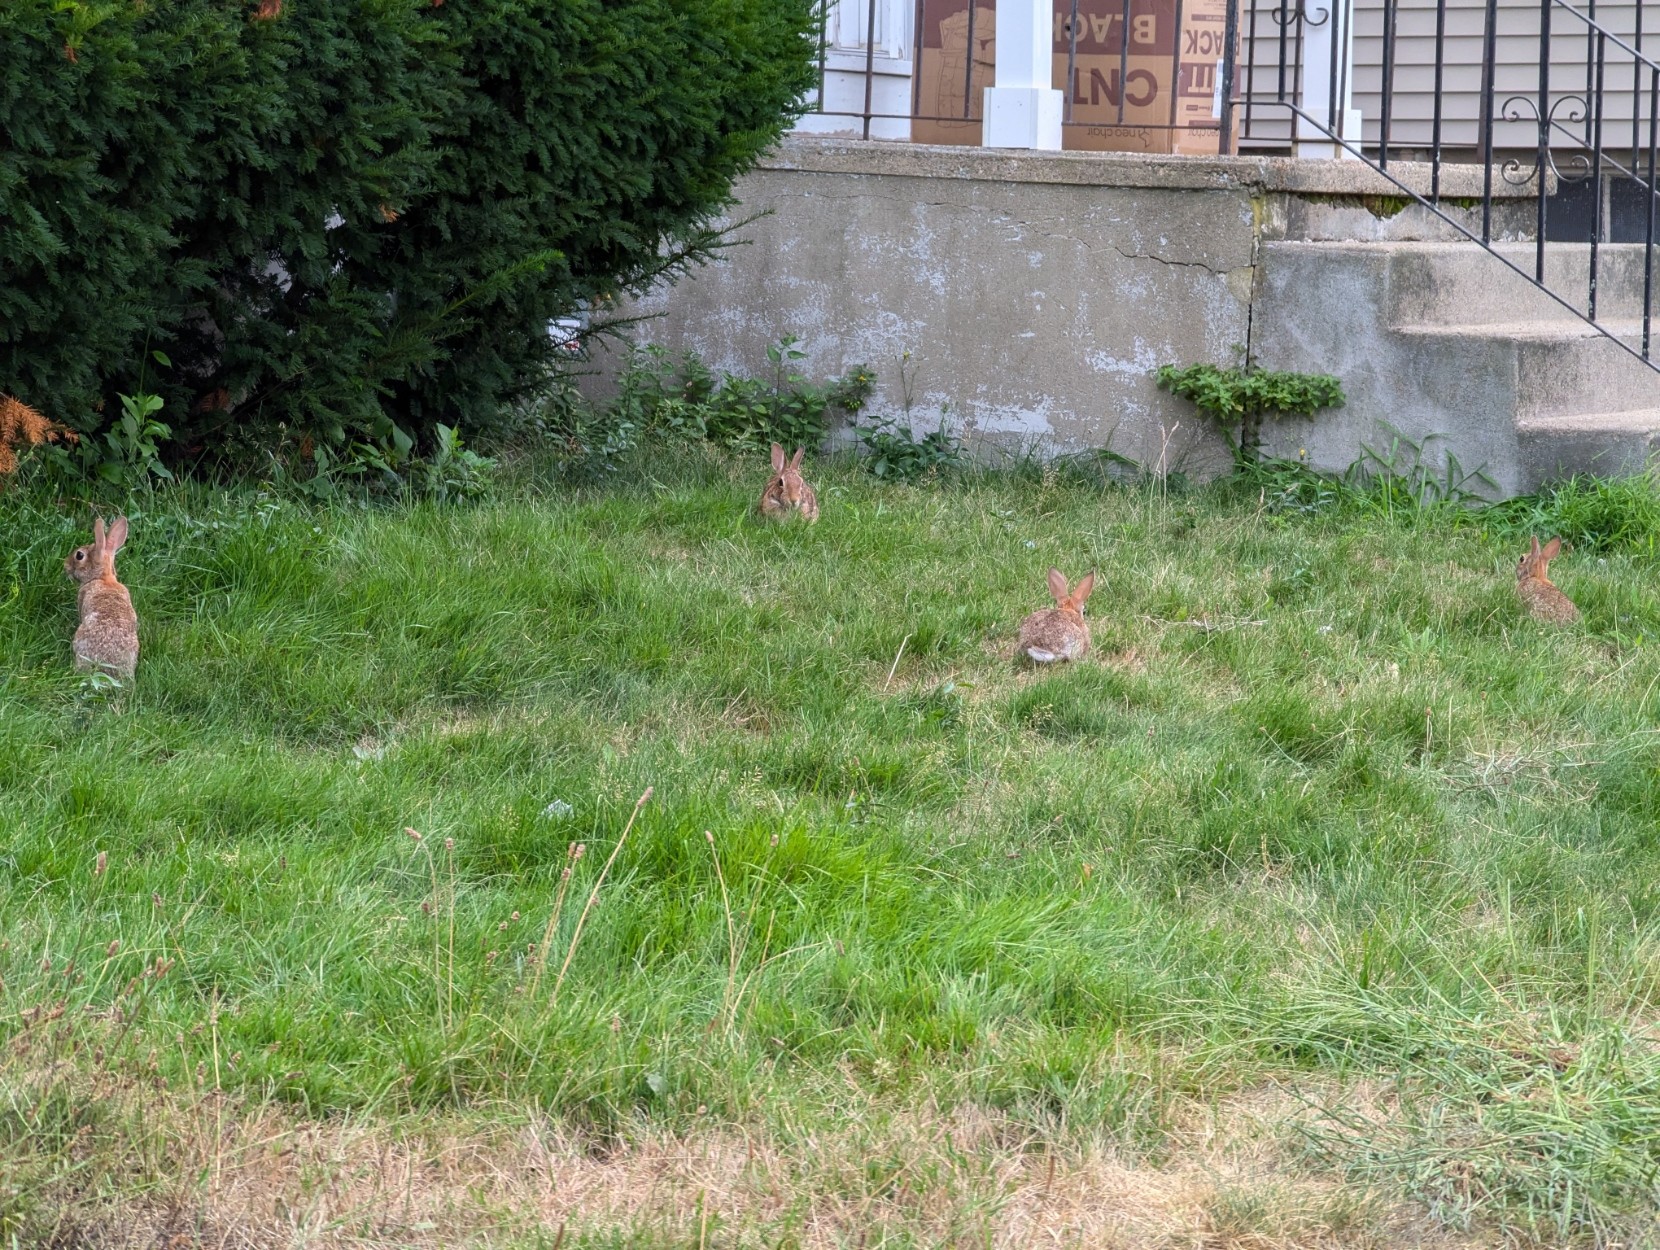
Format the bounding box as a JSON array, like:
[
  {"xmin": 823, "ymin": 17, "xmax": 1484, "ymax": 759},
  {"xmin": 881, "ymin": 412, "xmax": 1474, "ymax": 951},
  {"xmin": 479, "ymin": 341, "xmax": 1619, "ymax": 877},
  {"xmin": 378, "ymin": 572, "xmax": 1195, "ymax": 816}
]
[
  {"xmin": 1266, "ymin": 0, "xmax": 1330, "ymax": 28},
  {"xmin": 1497, "ymin": 94, "xmax": 1597, "ymax": 184},
  {"xmin": 1227, "ymin": 0, "xmax": 1658, "ymax": 373}
]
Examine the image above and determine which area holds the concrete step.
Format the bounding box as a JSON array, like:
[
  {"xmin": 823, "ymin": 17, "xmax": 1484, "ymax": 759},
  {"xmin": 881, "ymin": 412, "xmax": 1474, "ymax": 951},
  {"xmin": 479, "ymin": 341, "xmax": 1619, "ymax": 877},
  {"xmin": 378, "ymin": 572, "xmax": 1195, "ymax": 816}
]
[
  {"xmin": 1395, "ymin": 321, "xmax": 1660, "ymax": 420},
  {"xmin": 1402, "ymin": 319, "xmax": 1651, "ymax": 343},
  {"xmin": 1270, "ymin": 240, "xmax": 1660, "ymax": 328},
  {"xmin": 1517, "ymin": 409, "xmax": 1660, "ymax": 481},
  {"xmin": 1416, "ymin": 242, "xmax": 1660, "ymax": 327},
  {"xmin": 1256, "ymin": 237, "xmax": 1660, "ymax": 495}
]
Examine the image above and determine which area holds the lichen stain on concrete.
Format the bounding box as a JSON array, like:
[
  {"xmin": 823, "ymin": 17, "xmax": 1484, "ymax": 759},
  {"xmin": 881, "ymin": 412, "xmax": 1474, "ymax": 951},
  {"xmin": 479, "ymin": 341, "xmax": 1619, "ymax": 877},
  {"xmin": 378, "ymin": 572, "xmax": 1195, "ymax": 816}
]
[
  {"xmin": 891, "ymin": 206, "xmax": 951, "ymax": 298},
  {"xmin": 1113, "ymin": 270, "xmax": 1157, "ymax": 302},
  {"xmin": 843, "ymin": 311, "xmax": 928, "ymax": 368},
  {"xmin": 970, "ymin": 400, "xmax": 1059, "ymax": 438},
  {"xmin": 1085, "ymin": 343, "xmax": 1163, "ymax": 379},
  {"xmin": 1225, "ymin": 266, "xmax": 1257, "ymax": 305}
]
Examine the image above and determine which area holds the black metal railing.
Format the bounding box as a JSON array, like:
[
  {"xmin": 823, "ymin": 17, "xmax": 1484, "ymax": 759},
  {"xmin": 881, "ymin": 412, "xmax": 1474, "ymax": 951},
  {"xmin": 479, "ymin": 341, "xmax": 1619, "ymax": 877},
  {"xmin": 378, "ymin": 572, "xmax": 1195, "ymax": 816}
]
[
  {"xmin": 800, "ymin": 0, "xmax": 1659, "ymax": 374},
  {"xmin": 1233, "ymin": 0, "xmax": 1660, "ymax": 371}
]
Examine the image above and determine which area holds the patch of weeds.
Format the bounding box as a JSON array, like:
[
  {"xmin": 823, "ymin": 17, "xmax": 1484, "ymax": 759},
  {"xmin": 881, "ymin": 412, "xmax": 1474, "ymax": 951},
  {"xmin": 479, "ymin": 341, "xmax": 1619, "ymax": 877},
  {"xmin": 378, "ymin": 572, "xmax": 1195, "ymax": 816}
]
[
  {"xmin": 545, "ymin": 340, "xmax": 875, "ymax": 471},
  {"xmin": 1266, "ymin": 562, "xmax": 1318, "ymax": 604},
  {"xmin": 1233, "ymin": 430, "xmax": 1500, "ymax": 525},
  {"xmin": 698, "ymin": 336, "xmax": 874, "ymax": 454},
  {"xmin": 1155, "ymin": 359, "xmax": 1346, "ymax": 458},
  {"xmin": 1347, "ymin": 426, "xmax": 1499, "ymax": 516},
  {"xmin": 857, "ymin": 412, "xmax": 963, "ymax": 482},
  {"xmin": 900, "ymin": 678, "xmax": 970, "ymax": 731},
  {"xmin": 1488, "ymin": 470, "xmax": 1660, "ymax": 555}
]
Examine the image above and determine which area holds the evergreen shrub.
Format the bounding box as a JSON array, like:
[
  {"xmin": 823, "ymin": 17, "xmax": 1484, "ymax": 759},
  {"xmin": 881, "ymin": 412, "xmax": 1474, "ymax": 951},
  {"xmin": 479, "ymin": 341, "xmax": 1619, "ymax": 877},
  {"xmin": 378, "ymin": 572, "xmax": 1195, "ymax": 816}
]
[{"xmin": 0, "ymin": 0, "xmax": 817, "ymax": 473}]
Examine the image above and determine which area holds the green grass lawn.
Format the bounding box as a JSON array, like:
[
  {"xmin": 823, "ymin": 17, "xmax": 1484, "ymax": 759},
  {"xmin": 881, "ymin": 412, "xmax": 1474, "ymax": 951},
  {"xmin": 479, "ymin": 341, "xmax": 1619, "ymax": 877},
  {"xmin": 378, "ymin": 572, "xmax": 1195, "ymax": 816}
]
[{"xmin": 4, "ymin": 447, "xmax": 1660, "ymax": 1247}]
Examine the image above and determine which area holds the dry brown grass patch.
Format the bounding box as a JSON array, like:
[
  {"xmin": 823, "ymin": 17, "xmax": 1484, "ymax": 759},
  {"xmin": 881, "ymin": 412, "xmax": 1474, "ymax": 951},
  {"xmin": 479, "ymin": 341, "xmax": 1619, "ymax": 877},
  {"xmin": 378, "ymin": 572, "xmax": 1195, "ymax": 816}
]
[{"xmin": 3, "ymin": 1059, "xmax": 1504, "ymax": 1250}]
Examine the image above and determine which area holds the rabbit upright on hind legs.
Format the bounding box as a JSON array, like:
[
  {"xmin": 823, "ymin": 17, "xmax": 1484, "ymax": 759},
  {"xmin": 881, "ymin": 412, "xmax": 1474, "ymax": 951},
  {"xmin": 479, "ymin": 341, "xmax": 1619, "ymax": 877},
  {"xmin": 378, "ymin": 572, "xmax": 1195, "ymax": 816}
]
[{"xmin": 65, "ymin": 515, "xmax": 139, "ymax": 679}]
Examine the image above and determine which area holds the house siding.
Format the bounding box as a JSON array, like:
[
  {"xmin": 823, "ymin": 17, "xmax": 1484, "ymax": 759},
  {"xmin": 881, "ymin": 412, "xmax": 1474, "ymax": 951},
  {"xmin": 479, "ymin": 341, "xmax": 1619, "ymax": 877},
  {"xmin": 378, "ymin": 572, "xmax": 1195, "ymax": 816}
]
[{"xmin": 1238, "ymin": 0, "xmax": 1657, "ymax": 154}]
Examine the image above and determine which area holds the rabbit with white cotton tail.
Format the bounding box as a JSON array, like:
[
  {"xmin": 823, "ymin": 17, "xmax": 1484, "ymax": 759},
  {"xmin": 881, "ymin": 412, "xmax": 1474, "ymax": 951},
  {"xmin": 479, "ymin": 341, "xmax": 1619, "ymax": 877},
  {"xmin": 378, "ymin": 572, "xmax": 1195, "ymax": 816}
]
[{"xmin": 1018, "ymin": 568, "xmax": 1094, "ymax": 664}]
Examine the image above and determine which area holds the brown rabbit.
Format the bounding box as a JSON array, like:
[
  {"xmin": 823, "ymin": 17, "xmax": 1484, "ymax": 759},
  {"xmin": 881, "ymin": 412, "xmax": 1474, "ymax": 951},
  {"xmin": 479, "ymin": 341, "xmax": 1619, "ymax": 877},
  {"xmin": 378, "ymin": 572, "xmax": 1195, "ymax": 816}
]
[
  {"xmin": 1516, "ymin": 535, "xmax": 1579, "ymax": 625},
  {"xmin": 1018, "ymin": 568, "xmax": 1095, "ymax": 663},
  {"xmin": 65, "ymin": 516, "xmax": 139, "ymax": 679},
  {"xmin": 758, "ymin": 443, "xmax": 819, "ymax": 524}
]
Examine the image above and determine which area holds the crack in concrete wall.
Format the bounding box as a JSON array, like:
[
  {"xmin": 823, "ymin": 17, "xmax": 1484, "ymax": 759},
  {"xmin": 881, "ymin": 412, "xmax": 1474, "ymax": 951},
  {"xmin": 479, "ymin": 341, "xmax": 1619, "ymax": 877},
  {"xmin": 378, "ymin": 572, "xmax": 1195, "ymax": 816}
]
[
  {"xmin": 611, "ymin": 142, "xmax": 1547, "ymax": 482},
  {"xmin": 619, "ymin": 167, "xmax": 1257, "ymax": 478}
]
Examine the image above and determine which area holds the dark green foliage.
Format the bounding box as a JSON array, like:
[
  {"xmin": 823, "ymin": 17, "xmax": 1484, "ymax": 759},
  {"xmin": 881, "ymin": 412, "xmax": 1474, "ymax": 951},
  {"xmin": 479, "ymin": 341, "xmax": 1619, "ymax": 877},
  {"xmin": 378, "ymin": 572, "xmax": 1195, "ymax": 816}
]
[
  {"xmin": 1155, "ymin": 362, "xmax": 1347, "ymax": 457},
  {"xmin": 363, "ymin": 3, "xmax": 820, "ymax": 449},
  {"xmin": 0, "ymin": 0, "xmax": 817, "ymax": 471},
  {"xmin": 857, "ymin": 414, "xmax": 963, "ymax": 481},
  {"xmin": 548, "ymin": 340, "xmax": 875, "ymax": 467},
  {"xmin": 698, "ymin": 340, "xmax": 875, "ymax": 452},
  {"xmin": 2, "ymin": 0, "xmax": 444, "ymax": 452}
]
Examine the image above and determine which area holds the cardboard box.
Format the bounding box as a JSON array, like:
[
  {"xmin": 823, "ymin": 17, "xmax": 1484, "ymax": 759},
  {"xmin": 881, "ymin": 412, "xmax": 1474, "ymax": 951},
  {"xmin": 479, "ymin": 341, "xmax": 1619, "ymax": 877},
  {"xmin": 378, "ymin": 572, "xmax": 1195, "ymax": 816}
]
[
  {"xmin": 911, "ymin": 3, "xmax": 996, "ymax": 147},
  {"xmin": 912, "ymin": 0, "xmax": 1232, "ymax": 155}
]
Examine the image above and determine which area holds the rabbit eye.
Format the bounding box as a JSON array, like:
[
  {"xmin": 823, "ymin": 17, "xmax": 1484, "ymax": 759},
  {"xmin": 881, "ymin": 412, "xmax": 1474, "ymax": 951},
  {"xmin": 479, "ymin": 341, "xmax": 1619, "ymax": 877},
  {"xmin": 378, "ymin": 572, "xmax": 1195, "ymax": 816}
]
[{"xmin": 74, "ymin": 551, "xmax": 85, "ymax": 561}]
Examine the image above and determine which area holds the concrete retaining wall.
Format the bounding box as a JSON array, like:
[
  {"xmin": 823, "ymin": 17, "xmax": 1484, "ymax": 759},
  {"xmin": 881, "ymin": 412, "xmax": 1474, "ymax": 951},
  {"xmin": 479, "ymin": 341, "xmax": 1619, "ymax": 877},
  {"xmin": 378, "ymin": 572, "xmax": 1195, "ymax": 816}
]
[{"xmin": 612, "ymin": 137, "xmax": 1540, "ymax": 482}]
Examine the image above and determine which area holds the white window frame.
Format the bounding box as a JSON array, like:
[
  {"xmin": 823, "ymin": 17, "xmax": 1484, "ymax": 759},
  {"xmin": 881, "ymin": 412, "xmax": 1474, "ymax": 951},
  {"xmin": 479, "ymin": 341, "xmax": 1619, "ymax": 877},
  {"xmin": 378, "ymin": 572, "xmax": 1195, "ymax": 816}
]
[{"xmin": 822, "ymin": 0, "xmax": 914, "ymax": 69}]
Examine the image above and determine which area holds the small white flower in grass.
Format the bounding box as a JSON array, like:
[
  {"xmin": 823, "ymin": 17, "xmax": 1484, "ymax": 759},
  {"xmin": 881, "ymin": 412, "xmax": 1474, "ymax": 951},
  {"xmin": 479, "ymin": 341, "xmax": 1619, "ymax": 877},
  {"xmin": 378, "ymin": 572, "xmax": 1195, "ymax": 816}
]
[
  {"xmin": 541, "ymin": 799, "xmax": 574, "ymax": 819},
  {"xmin": 1023, "ymin": 540, "xmax": 1036, "ymax": 549},
  {"xmin": 1318, "ymin": 624, "xmax": 1334, "ymax": 634}
]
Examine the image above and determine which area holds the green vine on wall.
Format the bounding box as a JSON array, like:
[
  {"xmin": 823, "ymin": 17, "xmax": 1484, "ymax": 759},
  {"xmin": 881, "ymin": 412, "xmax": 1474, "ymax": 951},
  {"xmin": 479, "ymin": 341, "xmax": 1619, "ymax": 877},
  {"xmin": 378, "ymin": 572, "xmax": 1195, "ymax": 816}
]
[{"xmin": 1154, "ymin": 363, "xmax": 1346, "ymax": 460}]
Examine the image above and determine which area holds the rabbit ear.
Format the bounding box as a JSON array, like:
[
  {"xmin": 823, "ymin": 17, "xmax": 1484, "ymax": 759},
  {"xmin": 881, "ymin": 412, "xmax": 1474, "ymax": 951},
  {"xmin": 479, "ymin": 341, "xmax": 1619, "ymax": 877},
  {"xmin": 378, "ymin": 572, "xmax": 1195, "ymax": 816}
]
[
  {"xmin": 1073, "ymin": 571, "xmax": 1096, "ymax": 604},
  {"xmin": 105, "ymin": 516, "xmax": 129, "ymax": 553},
  {"xmin": 1047, "ymin": 568, "xmax": 1069, "ymax": 603},
  {"xmin": 771, "ymin": 443, "xmax": 786, "ymax": 473},
  {"xmin": 1541, "ymin": 537, "xmax": 1562, "ymax": 561},
  {"xmin": 92, "ymin": 517, "xmax": 107, "ymax": 552},
  {"xmin": 789, "ymin": 447, "xmax": 805, "ymax": 472},
  {"xmin": 1529, "ymin": 535, "xmax": 1542, "ymax": 557}
]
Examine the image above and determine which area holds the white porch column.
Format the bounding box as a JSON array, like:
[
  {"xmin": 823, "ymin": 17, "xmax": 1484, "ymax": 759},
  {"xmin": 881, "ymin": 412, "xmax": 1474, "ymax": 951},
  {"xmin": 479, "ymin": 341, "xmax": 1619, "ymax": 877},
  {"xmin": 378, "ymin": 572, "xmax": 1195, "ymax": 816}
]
[
  {"xmin": 983, "ymin": 0, "xmax": 1064, "ymax": 149},
  {"xmin": 1296, "ymin": 0, "xmax": 1362, "ymax": 159}
]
